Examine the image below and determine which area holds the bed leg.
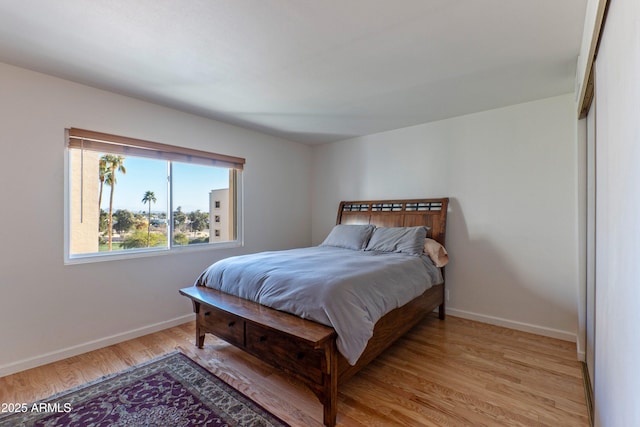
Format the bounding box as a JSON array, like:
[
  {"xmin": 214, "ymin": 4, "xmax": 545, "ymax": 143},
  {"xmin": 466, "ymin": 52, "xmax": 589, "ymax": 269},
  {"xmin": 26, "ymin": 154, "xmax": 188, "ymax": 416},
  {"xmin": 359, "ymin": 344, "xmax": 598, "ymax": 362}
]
[
  {"xmin": 192, "ymin": 301, "xmax": 206, "ymax": 348},
  {"xmin": 438, "ymin": 302, "xmax": 446, "ymax": 320},
  {"xmin": 196, "ymin": 325, "xmax": 205, "ymax": 348},
  {"xmin": 322, "ymin": 342, "xmax": 338, "ymax": 427}
]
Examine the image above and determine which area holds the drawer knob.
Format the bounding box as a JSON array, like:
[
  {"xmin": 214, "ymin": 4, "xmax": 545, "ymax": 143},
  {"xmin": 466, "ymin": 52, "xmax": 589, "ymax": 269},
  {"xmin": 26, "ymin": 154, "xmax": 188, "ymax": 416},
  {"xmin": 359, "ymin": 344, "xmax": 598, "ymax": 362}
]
[
  {"xmin": 297, "ymin": 352, "xmax": 305, "ymax": 360},
  {"xmin": 228, "ymin": 321, "xmax": 236, "ymax": 327},
  {"xmin": 204, "ymin": 311, "xmax": 211, "ymax": 316},
  {"xmin": 259, "ymin": 335, "xmax": 267, "ymax": 342}
]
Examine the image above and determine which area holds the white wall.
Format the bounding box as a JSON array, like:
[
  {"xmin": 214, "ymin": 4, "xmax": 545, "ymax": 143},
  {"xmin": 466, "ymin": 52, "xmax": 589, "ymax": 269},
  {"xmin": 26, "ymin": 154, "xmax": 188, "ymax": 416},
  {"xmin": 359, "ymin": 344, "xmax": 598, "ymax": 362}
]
[
  {"xmin": 312, "ymin": 94, "xmax": 580, "ymax": 341},
  {"xmin": 593, "ymin": 0, "xmax": 640, "ymax": 425},
  {"xmin": 0, "ymin": 62, "xmax": 312, "ymax": 376}
]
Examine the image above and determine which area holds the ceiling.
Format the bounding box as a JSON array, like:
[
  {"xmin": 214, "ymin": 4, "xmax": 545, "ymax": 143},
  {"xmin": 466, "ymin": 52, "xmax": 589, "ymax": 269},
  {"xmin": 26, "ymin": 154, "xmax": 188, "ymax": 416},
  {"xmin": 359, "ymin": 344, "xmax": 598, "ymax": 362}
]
[{"xmin": 0, "ymin": 1, "xmax": 587, "ymax": 144}]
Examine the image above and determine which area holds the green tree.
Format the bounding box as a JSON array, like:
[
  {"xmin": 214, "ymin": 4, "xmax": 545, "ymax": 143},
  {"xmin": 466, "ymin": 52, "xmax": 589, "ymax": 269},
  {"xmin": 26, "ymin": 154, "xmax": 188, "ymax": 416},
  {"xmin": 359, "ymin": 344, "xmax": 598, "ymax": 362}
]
[
  {"xmin": 101, "ymin": 154, "xmax": 126, "ymax": 251},
  {"xmin": 188, "ymin": 210, "xmax": 209, "ymax": 234},
  {"xmin": 113, "ymin": 209, "xmax": 134, "ymax": 234},
  {"xmin": 99, "ymin": 209, "xmax": 108, "ymax": 234},
  {"xmin": 173, "ymin": 232, "xmax": 189, "ymax": 246},
  {"xmin": 122, "ymin": 230, "xmax": 167, "ymax": 249},
  {"xmin": 141, "ymin": 190, "xmax": 157, "ymax": 247},
  {"xmin": 133, "ymin": 213, "xmax": 147, "ymax": 230},
  {"xmin": 174, "ymin": 206, "xmax": 187, "ymax": 232}
]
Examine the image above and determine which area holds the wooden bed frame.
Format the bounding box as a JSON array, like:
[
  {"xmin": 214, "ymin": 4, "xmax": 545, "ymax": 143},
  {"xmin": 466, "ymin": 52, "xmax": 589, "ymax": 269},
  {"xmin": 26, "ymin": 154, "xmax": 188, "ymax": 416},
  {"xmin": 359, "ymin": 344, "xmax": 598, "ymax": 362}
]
[{"xmin": 180, "ymin": 198, "xmax": 449, "ymax": 426}]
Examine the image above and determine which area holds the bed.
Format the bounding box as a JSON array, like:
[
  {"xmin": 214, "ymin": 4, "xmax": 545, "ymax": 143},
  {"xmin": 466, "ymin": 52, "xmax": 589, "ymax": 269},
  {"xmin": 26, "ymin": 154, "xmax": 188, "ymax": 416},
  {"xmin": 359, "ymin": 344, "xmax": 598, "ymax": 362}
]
[{"xmin": 180, "ymin": 198, "xmax": 449, "ymax": 426}]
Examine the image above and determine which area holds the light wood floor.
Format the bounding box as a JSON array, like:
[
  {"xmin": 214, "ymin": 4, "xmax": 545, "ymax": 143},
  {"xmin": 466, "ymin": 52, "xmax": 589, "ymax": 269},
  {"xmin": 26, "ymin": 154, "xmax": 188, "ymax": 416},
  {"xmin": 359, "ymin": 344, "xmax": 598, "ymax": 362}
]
[{"xmin": 0, "ymin": 315, "xmax": 588, "ymax": 426}]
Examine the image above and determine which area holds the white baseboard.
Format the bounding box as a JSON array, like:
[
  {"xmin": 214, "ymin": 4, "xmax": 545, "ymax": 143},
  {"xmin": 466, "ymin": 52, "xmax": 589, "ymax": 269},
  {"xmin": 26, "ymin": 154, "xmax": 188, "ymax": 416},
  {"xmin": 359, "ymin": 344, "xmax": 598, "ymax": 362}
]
[
  {"xmin": 446, "ymin": 307, "xmax": 578, "ymax": 343},
  {"xmin": 575, "ymin": 336, "xmax": 586, "ymax": 362},
  {"xmin": 2, "ymin": 308, "xmax": 582, "ymax": 377},
  {"xmin": 0, "ymin": 314, "xmax": 195, "ymax": 378}
]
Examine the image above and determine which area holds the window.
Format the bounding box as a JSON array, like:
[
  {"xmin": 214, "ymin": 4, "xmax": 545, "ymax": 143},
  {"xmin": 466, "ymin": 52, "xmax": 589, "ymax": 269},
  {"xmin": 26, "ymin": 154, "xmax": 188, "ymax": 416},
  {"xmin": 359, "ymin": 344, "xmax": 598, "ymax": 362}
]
[{"xmin": 65, "ymin": 128, "xmax": 244, "ymax": 262}]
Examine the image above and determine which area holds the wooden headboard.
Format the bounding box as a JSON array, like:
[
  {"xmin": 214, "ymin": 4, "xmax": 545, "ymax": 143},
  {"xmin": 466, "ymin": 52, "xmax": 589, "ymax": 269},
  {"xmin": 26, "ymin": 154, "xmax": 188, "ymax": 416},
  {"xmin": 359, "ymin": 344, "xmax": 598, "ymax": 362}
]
[{"xmin": 336, "ymin": 198, "xmax": 449, "ymax": 245}]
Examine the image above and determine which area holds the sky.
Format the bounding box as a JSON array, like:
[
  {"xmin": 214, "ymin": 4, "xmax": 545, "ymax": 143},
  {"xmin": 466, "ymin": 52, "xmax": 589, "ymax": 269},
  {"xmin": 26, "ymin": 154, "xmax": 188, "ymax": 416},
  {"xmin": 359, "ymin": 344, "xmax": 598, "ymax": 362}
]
[{"xmin": 98, "ymin": 156, "xmax": 229, "ymax": 213}]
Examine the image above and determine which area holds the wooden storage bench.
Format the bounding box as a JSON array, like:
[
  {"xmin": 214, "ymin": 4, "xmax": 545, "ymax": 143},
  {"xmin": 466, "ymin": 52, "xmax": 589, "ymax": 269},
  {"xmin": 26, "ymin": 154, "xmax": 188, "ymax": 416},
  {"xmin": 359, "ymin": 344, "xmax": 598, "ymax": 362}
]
[{"xmin": 179, "ymin": 285, "xmax": 339, "ymax": 426}]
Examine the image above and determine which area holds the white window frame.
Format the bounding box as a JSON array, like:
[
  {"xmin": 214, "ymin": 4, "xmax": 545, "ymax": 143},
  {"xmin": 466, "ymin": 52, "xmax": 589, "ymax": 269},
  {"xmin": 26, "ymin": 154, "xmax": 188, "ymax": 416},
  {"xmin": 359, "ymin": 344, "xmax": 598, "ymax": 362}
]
[{"xmin": 64, "ymin": 128, "xmax": 244, "ymax": 264}]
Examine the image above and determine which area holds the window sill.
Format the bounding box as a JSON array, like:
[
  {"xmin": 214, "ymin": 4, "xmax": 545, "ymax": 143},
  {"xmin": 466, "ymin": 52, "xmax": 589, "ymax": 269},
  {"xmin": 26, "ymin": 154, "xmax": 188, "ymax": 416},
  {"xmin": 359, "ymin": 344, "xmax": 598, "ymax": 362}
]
[{"xmin": 64, "ymin": 240, "xmax": 242, "ymax": 265}]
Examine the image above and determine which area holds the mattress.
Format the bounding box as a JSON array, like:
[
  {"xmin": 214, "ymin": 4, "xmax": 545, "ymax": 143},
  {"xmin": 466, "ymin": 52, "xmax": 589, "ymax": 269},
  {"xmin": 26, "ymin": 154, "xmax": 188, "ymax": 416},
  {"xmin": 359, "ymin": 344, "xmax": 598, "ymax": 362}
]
[{"xmin": 195, "ymin": 246, "xmax": 443, "ymax": 364}]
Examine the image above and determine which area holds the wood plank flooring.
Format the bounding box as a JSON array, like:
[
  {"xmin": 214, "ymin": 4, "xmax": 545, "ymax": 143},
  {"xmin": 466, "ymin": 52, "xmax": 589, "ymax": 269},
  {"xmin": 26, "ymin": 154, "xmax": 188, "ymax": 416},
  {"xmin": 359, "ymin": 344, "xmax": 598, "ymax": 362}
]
[{"xmin": 0, "ymin": 315, "xmax": 588, "ymax": 426}]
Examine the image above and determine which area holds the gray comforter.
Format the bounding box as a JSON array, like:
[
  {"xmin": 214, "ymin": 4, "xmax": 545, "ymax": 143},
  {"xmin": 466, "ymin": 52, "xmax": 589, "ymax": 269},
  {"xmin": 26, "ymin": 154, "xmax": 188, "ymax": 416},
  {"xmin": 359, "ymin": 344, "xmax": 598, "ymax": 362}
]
[{"xmin": 195, "ymin": 246, "xmax": 443, "ymax": 365}]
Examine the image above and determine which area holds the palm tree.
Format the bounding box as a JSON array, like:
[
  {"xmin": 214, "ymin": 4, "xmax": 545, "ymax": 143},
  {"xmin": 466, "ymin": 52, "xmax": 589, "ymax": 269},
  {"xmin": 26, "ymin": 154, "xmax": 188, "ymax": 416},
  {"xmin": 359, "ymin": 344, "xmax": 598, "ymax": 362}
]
[
  {"xmin": 142, "ymin": 190, "xmax": 157, "ymax": 247},
  {"xmin": 98, "ymin": 157, "xmax": 108, "ymax": 213},
  {"xmin": 101, "ymin": 154, "xmax": 126, "ymax": 251}
]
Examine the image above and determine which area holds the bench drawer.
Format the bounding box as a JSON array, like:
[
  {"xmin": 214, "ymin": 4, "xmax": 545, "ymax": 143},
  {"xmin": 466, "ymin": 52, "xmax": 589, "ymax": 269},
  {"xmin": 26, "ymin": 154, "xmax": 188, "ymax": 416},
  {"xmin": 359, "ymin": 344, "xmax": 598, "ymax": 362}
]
[
  {"xmin": 245, "ymin": 323, "xmax": 324, "ymax": 383},
  {"xmin": 198, "ymin": 306, "xmax": 244, "ymax": 347}
]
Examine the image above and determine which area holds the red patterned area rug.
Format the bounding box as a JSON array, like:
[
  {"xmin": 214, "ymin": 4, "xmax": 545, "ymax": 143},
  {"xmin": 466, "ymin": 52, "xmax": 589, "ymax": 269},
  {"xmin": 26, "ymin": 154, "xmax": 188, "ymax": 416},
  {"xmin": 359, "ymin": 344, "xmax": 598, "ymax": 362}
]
[{"xmin": 0, "ymin": 351, "xmax": 289, "ymax": 427}]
